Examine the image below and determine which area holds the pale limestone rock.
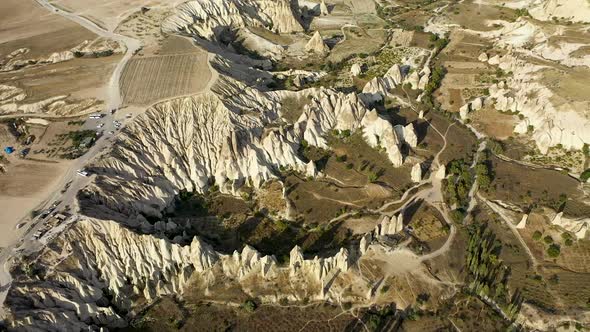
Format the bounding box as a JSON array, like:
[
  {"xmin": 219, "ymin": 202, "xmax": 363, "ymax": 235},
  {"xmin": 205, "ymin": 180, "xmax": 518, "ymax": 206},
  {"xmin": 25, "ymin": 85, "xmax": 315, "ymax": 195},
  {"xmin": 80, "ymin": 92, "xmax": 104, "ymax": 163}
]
[
  {"xmin": 162, "ymin": 0, "xmax": 303, "ymax": 39},
  {"xmin": 488, "ymin": 55, "xmax": 501, "ymax": 65},
  {"xmin": 478, "ymin": 52, "xmax": 489, "ymax": 62},
  {"xmin": 351, "ymin": 63, "xmax": 362, "ymax": 76},
  {"xmin": 459, "ymin": 103, "xmax": 471, "ymax": 120},
  {"xmin": 551, "ymin": 211, "xmax": 589, "ymax": 239},
  {"xmin": 305, "ymin": 31, "xmax": 329, "ymax": 55},
  {"xmin": 516, "ymin": 214, "xmax": 528, "ymax": 229},
  {"xmin": 435, "ymin": 165, "xmax": 446, "ymax": 179},
  {"xmin": 377, "ymin": 214, "xmax": 404, "ymax": 235},
  {"xmin": 361, "ymin": 77, "xmax": 395, "ymax": 103},
  {"xmin": 320, "ymin": 0, "xmax": 329, "ymax": 16},
  {"xmin": 396, "ymin": 213, "xmax": 404, "ymax": 233},
  {"xmin": 418, "ymin": 73, "xmax": 429, "ymax": 90},
  {"xmin": 418, "ymin": 110, "xmax": 425, "ymax": 119},
  {"xmin": 359, "ymin": 234, "xmax": 371, "ymax": 255},
  {"xmin": 471, "ymin": 97, "xmax": 484, "ymax": 111},
  {"xmin": 306, "ymin": 160, "xmax": 317, "ymax": 177},
  {"xmin": 385, "ymin": 64, "xmax": 403, "ymax": 85},
  {"xmin": 362, "ymin": 109, "xmax": 403, "ymax": 167},
  {"xmin": 403, "ymin": 123, "xmax": 418, "ymax": 148},
  {"xmin": 411, "ymin": 163, "xmax": 422, "ymax": 183},
  {"xmin": 406, "ymin": 71, "xmax": 420, "ymax": 90}
]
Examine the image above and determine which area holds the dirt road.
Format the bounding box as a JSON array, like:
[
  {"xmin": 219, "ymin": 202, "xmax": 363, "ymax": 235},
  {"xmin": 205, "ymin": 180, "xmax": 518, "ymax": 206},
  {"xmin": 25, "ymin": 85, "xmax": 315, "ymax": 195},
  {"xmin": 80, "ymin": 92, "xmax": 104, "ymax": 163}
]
[{"xmin": 0, "ymin": 0, "xmax": 142, "ymax": 316}]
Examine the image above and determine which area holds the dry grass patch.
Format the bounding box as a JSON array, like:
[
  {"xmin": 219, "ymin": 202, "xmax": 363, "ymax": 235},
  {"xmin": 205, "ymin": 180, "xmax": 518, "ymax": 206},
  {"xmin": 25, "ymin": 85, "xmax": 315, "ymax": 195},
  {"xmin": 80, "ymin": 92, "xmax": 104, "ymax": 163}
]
[{"xmin": 470, "ymin": 109, "xmax": 518, "ymax": 139}]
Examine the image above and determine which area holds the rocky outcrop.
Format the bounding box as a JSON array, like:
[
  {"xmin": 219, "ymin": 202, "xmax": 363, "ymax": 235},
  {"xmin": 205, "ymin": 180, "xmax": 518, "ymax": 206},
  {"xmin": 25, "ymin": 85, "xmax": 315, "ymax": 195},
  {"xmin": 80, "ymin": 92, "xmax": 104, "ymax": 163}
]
[
  {"xmin": 0, "ymin": 84, "xmax": 101, "ymax": 116},
  {"xmin": 435, "ymin": 165, "xmax": 446, "ymax": 179},
  {"xmin": 162, "ymin": 0, "xmax": 303, "ymax": 40},
  {"xmin": 320, "ymin": 0, "xmax": 329, "ymax": 16},
  {"xmin": 385, "ymin": 64, "xmax": 403, "ymax": 85},
  {"xmin": 374, "ymin": 214, "xmax": 404, "ymax": 236},
  {"xmin": 350, "ymin": 63, "xmax": 362, "ymax": 76},
  {"xmin": 305, "ymin": 31, "xmax": 330, "ymax": 55},
  {"xmin": 411, "ymin": 163, "xmax": 422, "ymax": 183},
  {"xmin": 484, "ymin": 53, "xmax": 590, "ymax": 153},
  {"xmin": 551, "ymin": 211, "xmax": 589, "ymax": 239},
  {"xmin": 516, "ymin": 214, "xmax": 528, "ymax": 229},
  {"xmin": 528, "ymin": 0, "xmax": 590, "ymax": 23},
  {"xmin": 0, "ymin": 38, "xmax": 122, "ymax": 73},
  {"xmin": 5, "ymin": 218, "xmax": 361, "ymax": 330}
]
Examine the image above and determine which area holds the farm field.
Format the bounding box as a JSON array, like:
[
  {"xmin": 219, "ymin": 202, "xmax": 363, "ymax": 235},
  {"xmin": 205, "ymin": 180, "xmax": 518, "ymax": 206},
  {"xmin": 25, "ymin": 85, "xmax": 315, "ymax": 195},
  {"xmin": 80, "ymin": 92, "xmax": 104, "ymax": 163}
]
[{"xmin": 120, "ymin": 51, "xmax": 210, "ymax": 106}]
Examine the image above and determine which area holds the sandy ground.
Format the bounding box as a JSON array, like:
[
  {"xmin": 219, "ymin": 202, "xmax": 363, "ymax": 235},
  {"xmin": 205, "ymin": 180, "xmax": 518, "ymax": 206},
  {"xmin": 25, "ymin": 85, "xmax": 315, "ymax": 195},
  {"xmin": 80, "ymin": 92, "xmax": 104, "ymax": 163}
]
[
  {"xmin": 48, "ymin": 0, "xmax": 183, "ymax": 31},
  {"xmin": 0, "ymin": 55, "xmax": 122, "ymax": 103},
  {"xmin": 0, "ymin": 0, "xmax": 95, "ymax": 45},
  {"xmin": 0, "ymin": 159, "xmax": 71, "ymax": 247}
]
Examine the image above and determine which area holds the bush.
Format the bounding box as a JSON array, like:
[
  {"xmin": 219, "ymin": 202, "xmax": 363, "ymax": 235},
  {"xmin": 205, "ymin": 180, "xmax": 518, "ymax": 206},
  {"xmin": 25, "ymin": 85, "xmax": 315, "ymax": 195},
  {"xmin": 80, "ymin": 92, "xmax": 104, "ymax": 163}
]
[
  {"xmin": 243, "ymin": 299, "xmax": 258, "ymax": 312},
  {"xmin": 581, "ymin": 169, "xmax": 590, "ymax": 182},
  {"xmin": 547, "ymin": 244, "xmax": 561, "ymax": 257},
  {"xmin": 368, "ymin": 172, "xmax": 379, "ymax": 183},
  {"xmin": 450, "ymin": 209, "xmax": 465, "ymax": 223},
  {"xmin": 532, "ymin": 230, "xmax": 542, "ymax": 241},
  {"xmin": 543, "ymin": 235, "xmax": 554, "ymax": 244}
]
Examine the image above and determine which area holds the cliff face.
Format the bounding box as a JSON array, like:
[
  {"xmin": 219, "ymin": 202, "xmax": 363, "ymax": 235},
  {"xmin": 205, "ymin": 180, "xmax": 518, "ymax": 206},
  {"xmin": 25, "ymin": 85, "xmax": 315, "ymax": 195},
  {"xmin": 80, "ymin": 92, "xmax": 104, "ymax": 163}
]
[
  {"xmin": 162, "ymin": 0, "xmax": 303, "ymax": 40},
  {"xmin": 5, "ymin": 218, "xmax": 352, "ymax": 330},
  {"xmin": 79, "ymin": 75, "xmax": 416, "ymax": 224},
  {"xmin": 4, "ymin": 66, "xmax": 424, "ymax": 331},
  {"xmin": 7, "ymin": 209, "xmax": 452, "ymax": 331}
]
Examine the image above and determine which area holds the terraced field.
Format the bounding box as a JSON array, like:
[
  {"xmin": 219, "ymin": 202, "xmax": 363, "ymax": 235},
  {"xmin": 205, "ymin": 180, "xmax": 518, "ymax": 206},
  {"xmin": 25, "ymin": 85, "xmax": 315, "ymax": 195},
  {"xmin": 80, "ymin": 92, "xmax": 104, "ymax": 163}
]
[{"xmin": 120, "ymin": 52, "xmax": 210, "ymax": 105}]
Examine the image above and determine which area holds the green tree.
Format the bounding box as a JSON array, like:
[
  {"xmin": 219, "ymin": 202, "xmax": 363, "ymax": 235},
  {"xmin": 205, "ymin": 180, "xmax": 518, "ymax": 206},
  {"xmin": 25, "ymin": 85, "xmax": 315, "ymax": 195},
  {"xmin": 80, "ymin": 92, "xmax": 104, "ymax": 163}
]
[{"xmin": 547, "ymin": 244, "xmax": 561, "ymax": 257}]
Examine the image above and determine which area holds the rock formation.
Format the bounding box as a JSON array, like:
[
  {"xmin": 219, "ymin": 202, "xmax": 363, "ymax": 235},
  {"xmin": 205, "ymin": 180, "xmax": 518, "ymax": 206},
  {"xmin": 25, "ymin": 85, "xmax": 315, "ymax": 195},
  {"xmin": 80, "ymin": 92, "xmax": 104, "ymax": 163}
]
[
  {"xmin": 516, "ymin": 214, "xmax": 528, "ymax": 229},
  {"xmin": 0, "ymin": 84, "xmax": 101, "ymax": 116},
  {"xmin": 375, "ymin": 214, "xmax": 404, "ymax": 236},
  {"xmin": 320, "ymin": 0, "xmax": 329, "ymax": 16},
  {"xmin": 6, "ymin": 218, "xmax": 366, "ymax": 330},
  {"xmin": 484, "ymin": 53, "xmax": 590, "ymax": 153},
  {"xmin": 385, "ymin": 64, "xmax": 403, "ymax": 85},
  {"xmin": 411, "ymin": 163, "xmax": 422, "ymax": 183},
  {"xmin": 305, "ymin": 31, "xmax": 330, "ymax": 55},
  {"xmin": 435, "ymin": 165, "xmax": 446, "ymax": 179},
  {"xmin": 551, "ymin": 211, "xmax": 589, "ymax": 239},
  {"xmin": 350, "ymin": 63, "xmax": 362, "ymax": 76},
  {"xmin": 162, "ymin": 0, "xmax": 303, "ymax": 40}
]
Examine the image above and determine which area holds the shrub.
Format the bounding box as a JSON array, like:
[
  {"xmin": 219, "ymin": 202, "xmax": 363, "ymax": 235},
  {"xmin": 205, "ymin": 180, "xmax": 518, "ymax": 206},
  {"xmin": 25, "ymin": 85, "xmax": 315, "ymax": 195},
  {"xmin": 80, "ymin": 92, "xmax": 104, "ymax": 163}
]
[
  {"xmin": 543, "ymin": 235, "xmax": 554, "ymax": 244},
  {"xmin": 547, "ymin": 244, "xmax": 561, "ymax": 257},
  {"xmin": 532, "ymin": 231, "xmax": 542, "ymax": 241},
  {"xmin": 581, "ymin": 169, "xmax": 590, "ymax": 182},
  {"xmin": 450, "ymin": 209, "xmax": 465, "ymax": 223},
  {"xmin": 368, "ymin": 172, "xmax": 379, "ymax": 183},
  {"xmin": 243, "ymin": 299, "xmax": 258, "ymax": 312}
]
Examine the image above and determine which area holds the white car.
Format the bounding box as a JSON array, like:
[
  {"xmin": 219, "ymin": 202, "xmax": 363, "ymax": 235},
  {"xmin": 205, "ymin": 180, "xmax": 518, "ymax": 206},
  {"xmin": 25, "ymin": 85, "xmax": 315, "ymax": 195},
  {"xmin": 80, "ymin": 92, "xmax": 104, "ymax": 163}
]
[
  {"xmin": 76, "ymin": 170, "xmax": 90, "ymax": 177},
  {"xmin": 97, "ymin": 123, "xmax": 105, "ymax": 128}
]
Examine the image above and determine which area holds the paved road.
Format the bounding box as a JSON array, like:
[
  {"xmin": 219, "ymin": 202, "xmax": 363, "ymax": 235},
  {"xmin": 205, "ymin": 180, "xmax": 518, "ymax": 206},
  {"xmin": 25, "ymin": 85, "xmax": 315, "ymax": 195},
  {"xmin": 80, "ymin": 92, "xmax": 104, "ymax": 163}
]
[{"xmin": 0, "ymin": 1, "xmax": 141, "ymax": 316}]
